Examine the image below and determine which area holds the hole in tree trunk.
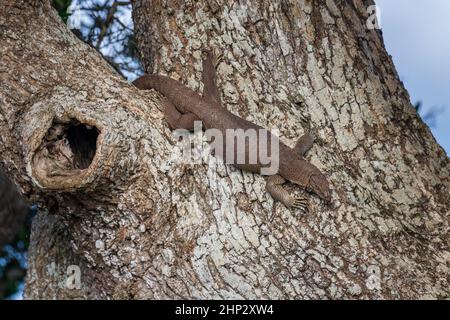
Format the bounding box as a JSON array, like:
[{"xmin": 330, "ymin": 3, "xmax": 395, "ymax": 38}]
[
  {"xmin": 41, "ymin": 119, "xmax": 100, "ymax": 171},
  {"xmin": 66, "ymin": 122, "xmax": 99, "ymax": 169}
]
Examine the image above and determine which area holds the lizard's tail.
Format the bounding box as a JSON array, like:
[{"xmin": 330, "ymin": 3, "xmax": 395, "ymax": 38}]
[{"xmin": 133, "ymin": 74, "xmax": 205, "ymax": 115}]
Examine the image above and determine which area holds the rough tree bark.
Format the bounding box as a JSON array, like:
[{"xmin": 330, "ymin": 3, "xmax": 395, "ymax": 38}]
[{"xmin": 0, "ymin": 0, "xmax": 448, "ymax": 299}]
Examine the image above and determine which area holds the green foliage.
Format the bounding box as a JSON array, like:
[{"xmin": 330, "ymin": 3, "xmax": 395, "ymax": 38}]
[{"xmin": 52, "ymin": 0, "xmax": 73, "ymax": 23}]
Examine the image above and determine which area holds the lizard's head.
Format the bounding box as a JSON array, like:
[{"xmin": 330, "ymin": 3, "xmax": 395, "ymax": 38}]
[{"xmin": 309, "ymin": 173, "xmax": 331, "ymax": 203}]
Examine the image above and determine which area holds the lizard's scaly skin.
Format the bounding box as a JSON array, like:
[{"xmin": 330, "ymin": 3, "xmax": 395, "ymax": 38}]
[{"xmin": 133, "ymin": 50, "xmax": 331, "ymax": 208}]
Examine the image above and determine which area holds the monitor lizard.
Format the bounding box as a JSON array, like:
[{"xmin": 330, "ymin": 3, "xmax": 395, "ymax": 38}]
[{"xmin": 133, "ymin": 50, "xmax": 331, "ymax": 211}]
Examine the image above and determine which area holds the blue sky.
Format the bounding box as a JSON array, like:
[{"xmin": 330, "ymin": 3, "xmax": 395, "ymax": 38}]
[{"xmin": 376, "ymin": 0, "xmax": 450, "ymax": 154}]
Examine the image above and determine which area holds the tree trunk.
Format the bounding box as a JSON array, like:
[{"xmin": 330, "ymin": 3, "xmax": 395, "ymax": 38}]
[{"xmin": 0, "ymin": 0, "xmax": 448, "ymax": 299}]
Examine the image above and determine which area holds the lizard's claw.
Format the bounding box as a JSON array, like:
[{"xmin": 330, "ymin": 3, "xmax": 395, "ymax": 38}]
[
  {"xmin": 213, "ymin": 52, "xmax": 223, "ymax": 69},
  {"xmin": 289, "ymin": 196, "xmax": 309, "ymax": 212},
  {"xmin": 201, "ymin": 49, "xmax": 223, "ymax": 68}
]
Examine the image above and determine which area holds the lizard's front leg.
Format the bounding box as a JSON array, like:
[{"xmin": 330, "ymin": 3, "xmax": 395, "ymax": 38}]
[
  {"xmin": 266, "ymin": 174, "xmax": 309, "ymax": 211},
  {"xmin": 163, "ymin": 98, "xmax": 200, "ymax": 131},
  {"xmin": 266, "ymin": 134, "xmax": 314, "ymax": 211}
]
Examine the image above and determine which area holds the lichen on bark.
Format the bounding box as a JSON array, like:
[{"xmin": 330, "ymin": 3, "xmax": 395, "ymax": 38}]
[{"xmin": 0, "ymin": 0, "xmax": 447, "ymax": 299}]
